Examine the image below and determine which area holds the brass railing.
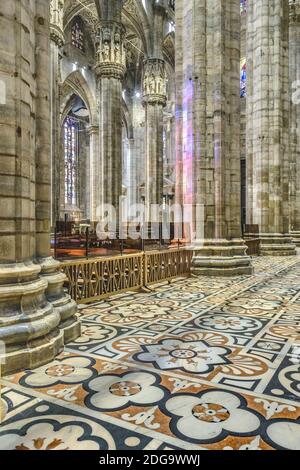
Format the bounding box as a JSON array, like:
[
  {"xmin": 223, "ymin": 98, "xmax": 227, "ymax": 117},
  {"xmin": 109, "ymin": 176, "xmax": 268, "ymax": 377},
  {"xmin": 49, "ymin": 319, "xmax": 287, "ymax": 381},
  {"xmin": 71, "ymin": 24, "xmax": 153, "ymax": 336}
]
[
  {"xmin": 61, "ymin": 248, "xmax": 192, "ymax": 304},
  {"xmin": 144, "ymin": 248, "xmax": 192, "ymax": 285}
]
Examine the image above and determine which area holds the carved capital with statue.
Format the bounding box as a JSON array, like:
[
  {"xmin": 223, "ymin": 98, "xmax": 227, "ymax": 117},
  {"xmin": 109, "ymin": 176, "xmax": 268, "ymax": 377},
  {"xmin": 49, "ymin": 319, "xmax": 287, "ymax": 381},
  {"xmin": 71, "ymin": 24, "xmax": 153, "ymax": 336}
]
[
  {"xmin": 50, "ymin": 0, "xmax": 64, "ymax": 47},
  {"xmin": 143, "ymin": 58, "xmax": 167, "ymax": 107},
  {"xmin": 95, "ymin": 21, "xmax": 126, "ymax": 80}
]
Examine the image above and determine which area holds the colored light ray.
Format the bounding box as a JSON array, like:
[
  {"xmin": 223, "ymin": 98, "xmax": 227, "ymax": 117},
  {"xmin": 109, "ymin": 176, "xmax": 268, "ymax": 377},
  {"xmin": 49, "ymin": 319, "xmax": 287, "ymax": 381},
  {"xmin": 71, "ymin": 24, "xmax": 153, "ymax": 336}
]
[{"xmin": 181, "ymin": 78, "xmax": 195, "ymax": 205}]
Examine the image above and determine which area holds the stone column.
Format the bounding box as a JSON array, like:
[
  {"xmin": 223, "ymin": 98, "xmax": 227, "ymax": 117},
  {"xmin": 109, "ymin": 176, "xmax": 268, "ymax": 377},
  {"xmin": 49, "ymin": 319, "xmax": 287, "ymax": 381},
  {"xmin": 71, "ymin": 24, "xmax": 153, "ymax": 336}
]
[
  {"xmin": 36, "ymin": 0, "xmax": 80, "ymax": 344},
  {"xmin": 176, "ymin": 0, "xmax": 253, "ymax": 275},
  {"xmin": 142, "ymin": 3, "xmax": 167, "ymax": 222},
  {"xmin": 95, "ymin": 17, "xmax": 126, "ymax": 220},
  {"xmin": 246, "ymin": 0, "xmax": 296, "ymax": 256},
  {"xmin": 50, "ymin": 0, "xmax": 64, "ymax": 227},
  {"xmin": 143, "ymin": 58, "xmax": 167, "ymax": 220},
  {"xmin": 127, "ymin": 138, "xmax": 138, "ymax": 210},
  {"xmin": 164, "ymin": 113, "xmax": 176, "ymax": 185},
  {"xmin": 88, "ymin": 125, "xmax": 100, "ymax": 221},
  {"xmin": 123, "ymin": 136, "xmax": 138, "ymax": 212},
  {"xmin": 131, "ymin": 96, "xmax": 145, "ymax": 206},
  {"xmin": 0, "ymin": 0, "xmax": 64, "ymax": 374},
  {"xmin": 289, "ymin": 1, "xmax": 300, "ymax": 246}
]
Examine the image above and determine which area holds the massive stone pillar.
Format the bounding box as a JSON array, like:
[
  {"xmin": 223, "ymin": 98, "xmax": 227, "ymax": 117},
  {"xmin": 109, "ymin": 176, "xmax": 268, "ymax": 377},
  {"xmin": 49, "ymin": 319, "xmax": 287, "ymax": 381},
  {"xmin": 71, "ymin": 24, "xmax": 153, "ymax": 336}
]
[
  {"xmin": 289, "ymin": 1, "xmax": 300, "ymax": 246},
  {"xmin": 127, "ymin": 138, "xmax": 137, "ymax": 209},
  {"xmin": 246, "ymin": 0, "xmax": 296, "ymax": 256},
  {"xmin": 36, "ymin": 0, "xmax": 80, "ymax": 344},
  {"xmin": 95, "ymin": 10, "xmax": 126, "ymax": 220},
  {"xmin": 0, "ymin": 0, "xmax": 66, "ymax": 374},
  {"xmin": 176, "ymin": 0, "xmax": 253, "ymax": 275},
  {"xmin": 143, "ymin": 3, "xmax": 167, "ymax": 221},
  {"xmin": 143, "ymin": 58, "xmax": 167, "ymax": 220},
  {"xmin": 131, "ymin": 95, "xmax": 145, "ymax": 206},
  {"xmin": 50, "ymin": 0, "xmax": 64, "ymax": 227},
  {"xmin": 123, "ymin": 136, "xmax": 139, "ymax": 212}
]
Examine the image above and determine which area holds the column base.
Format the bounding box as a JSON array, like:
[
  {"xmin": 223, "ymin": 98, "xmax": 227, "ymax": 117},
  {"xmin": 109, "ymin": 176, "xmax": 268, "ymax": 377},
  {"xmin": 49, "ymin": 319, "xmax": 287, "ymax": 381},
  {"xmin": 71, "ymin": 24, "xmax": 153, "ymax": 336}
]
[
  {"xmin": 2, "ymin": 330, "xmax": 64, "ymax": 376},
  {"xmin": 38, "ymin": 258, "xmax": 81, "ymax": 344},
  {"xmin": 53, "ymin": 296, "xmax": 81, "ymax": 343},
  {"xmin": 290, "ymin": 232, "xmax": 300, "ymax": 247},
  {"xmin": 259, "ymin": 234, "xmax": 297, "ymax": 256},
  {"xmin": 191, "ymin": 239, "xmax": 254, "ymax": 276},
  {"xmin": 0, "ymin": 262, "xmax": 64, "ymax": 375}
]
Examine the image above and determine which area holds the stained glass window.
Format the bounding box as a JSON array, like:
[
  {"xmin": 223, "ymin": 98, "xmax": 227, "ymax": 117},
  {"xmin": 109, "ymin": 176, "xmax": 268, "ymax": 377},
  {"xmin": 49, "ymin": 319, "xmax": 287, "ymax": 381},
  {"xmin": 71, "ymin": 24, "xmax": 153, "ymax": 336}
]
[
  {"xmin": 240, "ymin": 0, "xmax": 247, "ymax": 16},
  {"xmin": 72, "ymin": 21, "xmax": 84, "ymax": 51},
  {"xmin": 240, "ymin": 58, "xmax": 247, "ymax": 98},
  {"xmin": 64, "ymin": 116, "xmax": 79, "ymax": 206}
]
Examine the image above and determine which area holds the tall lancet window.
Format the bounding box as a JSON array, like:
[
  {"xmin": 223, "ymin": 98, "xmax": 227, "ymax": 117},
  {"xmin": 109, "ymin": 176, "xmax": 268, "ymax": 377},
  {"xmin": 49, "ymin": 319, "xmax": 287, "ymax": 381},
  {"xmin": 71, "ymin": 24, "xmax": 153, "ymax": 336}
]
[
  {"xmin": 72, "ymin": 19, "xmax": 84, "ymax": 51},
  {"xmin": 240, "ymin": 1, "xmax": 247, "ymax": 97},
  {"xmin": 64, "ymin": 116, "xmax": 79, "ymax": 206},
  {"xmin": 240, "ymin": 58, "xmax": 247, "ymax": 98}
]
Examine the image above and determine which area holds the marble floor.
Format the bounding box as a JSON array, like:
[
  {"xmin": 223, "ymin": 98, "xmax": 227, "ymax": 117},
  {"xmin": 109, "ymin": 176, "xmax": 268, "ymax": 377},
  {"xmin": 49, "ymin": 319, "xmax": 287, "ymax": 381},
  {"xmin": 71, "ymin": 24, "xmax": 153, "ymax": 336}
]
[{"xmin": 1, "ymin": 255, "xmax": 300, "ymax": 450}]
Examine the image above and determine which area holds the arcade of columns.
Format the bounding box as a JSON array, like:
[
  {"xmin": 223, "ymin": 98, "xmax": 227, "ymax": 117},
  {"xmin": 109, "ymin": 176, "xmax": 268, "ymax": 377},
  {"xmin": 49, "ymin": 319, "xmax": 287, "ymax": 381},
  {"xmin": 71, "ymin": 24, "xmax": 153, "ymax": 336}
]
[{"xmin": 0, "ymin": 0, "xmax": 300, "ymax": 381}]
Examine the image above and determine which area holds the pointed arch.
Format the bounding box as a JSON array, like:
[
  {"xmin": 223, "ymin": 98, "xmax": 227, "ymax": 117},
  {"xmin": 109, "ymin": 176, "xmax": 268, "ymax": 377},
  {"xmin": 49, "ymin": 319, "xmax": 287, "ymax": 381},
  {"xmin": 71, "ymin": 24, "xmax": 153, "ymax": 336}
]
[{"xmin": 60, "ymin": 69, "xmax": 98, "ymax": 126}]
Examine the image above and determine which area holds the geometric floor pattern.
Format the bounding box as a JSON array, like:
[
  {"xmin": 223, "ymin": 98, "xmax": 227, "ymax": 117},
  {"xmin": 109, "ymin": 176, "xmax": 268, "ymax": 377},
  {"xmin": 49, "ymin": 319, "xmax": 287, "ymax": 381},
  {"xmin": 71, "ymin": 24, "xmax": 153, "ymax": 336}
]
[{"xmin": 1, "ymin": 255, "xmax": 300, "ymax": 450}]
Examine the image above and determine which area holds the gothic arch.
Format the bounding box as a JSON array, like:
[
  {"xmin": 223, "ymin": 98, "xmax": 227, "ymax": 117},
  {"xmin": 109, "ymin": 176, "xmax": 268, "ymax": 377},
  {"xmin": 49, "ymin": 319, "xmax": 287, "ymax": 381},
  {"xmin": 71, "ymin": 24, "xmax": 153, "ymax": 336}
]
[
  {"xmin": 64, "ymin": 0, "xmax": 150, "ymax": 56},
  {"xmin": 60, "ymin": 69, "xmax": 97, "ymax": 125},
  {"xmin": 163, "ymin": 32, "xmax": 175, "ymax": 70}
]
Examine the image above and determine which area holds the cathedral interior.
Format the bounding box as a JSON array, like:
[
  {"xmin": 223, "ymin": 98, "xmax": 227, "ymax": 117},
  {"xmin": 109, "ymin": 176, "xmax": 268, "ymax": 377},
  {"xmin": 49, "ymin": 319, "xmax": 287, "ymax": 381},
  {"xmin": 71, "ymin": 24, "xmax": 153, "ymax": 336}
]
[{"xmin": 0, "ymin": 0, "xmax": 300, "ymax": 452}]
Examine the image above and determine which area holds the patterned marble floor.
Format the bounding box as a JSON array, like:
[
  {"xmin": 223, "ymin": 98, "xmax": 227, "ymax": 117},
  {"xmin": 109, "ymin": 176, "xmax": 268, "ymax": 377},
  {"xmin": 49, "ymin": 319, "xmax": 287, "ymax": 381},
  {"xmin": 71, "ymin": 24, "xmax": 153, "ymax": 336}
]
[{"xmin": 1, "ymin": 255, "xmax": 300, "ymax": 450}]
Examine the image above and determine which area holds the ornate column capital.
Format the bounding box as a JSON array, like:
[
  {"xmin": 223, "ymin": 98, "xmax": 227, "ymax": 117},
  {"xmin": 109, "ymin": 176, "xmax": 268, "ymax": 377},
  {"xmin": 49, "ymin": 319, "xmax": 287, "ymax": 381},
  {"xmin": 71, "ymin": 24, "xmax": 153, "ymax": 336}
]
[
  {"xmin": 289, "ymin": 0, "xmax": 300, "ymax": 23},
  {"xmin": 50, "ymin": 0, "xmax": 64, "ymax": 46},
  {"xmin": 95, "ymin": 21, "xmax": 126, "ymax": 79},
  {"xmin": 143, "ymin": 58, "xmax": 167, "ymax": 106}
]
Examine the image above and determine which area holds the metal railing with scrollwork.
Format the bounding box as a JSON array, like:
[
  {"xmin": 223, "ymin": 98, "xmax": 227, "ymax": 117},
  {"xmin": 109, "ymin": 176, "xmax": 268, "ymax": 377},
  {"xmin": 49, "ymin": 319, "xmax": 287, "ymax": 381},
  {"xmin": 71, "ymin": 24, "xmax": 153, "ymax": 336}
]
[
  {"xmin": 144, "ymin": 248, "xmax": 192, "ymax": 285},
  {"xmin": 61, "ymin": 248, "xmax": 192, "ymax": 304}
]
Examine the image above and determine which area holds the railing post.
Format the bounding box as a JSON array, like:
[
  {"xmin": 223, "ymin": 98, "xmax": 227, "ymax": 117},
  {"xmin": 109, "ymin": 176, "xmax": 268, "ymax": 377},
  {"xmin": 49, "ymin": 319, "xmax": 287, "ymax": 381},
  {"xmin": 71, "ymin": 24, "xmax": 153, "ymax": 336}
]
[
  {"xmin": 143, "ymin": 251, "xmax": 147, "ymax": 287},
  {"xmin": 141, "ymin": 222, "xmax": 145, "ymax": 252},
  {"xmin": 86, "ymin": 227, "xmax": 89, "ymax": 259},
  {"xmin": 159, "ymin": 222, "xmax": 162, "ymax": 251}
]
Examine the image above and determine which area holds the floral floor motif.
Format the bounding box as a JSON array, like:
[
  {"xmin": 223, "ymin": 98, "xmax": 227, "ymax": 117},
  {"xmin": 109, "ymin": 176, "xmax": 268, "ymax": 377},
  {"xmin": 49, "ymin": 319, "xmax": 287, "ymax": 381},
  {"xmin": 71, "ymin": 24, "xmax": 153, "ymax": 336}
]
[{"xmin": 1, "ymin": 254, "xmax": 300, "ymax": 450}]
